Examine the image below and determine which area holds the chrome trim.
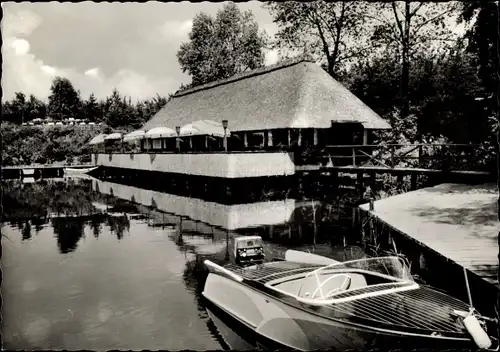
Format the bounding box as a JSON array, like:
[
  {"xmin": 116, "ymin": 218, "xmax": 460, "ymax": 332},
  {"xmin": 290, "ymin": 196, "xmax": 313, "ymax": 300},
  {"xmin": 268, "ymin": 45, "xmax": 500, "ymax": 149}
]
[{"xmin": 204, "ymin": 260, "xmax": 244, "ymax": 282}]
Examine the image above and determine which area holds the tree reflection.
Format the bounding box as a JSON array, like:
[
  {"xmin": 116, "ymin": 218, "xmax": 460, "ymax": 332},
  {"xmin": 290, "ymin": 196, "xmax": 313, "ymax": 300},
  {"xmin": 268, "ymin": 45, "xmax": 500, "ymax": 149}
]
[
  {"xmin": 31, "ymin": 217, "xmax": 47, "ymax": 234},
  {"xmin": 106, "ymin": 214, "xmax": 130, "ymax": 240},
  {"xmin": 89, "ymin": 216, "xmax": 105, "ymax": 238},
  {"xmin": 21, "ymin": 221, "xmax": 32, "ymax": 241},
  {"xmin": 51, "ymin": 218, "xmax": 85, "ymax": 254},
  {"xmin": 2, "ymin": 179, "xmax": 112, "ymax": 246}
]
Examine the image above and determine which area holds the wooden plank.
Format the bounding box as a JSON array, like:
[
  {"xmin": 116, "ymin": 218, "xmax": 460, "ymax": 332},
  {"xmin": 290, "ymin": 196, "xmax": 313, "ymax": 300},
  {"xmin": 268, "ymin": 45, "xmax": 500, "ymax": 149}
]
[{"xmin": 359, "ymin": 183, "xmax": 499, "ymax": 285}]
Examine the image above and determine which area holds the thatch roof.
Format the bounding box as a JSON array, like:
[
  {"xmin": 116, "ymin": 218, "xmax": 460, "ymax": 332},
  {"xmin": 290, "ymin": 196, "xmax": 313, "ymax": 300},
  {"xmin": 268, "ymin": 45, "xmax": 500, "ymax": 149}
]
[{"xmin": 142, "ymin": 57, "xmax": 391, "ymax": 132}]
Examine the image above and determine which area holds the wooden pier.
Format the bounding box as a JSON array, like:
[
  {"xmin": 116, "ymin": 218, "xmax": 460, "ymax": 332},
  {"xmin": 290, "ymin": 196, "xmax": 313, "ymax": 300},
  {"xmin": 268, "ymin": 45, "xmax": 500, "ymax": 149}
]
[
  {"xmin": 1, "ymin": 164, "xmax": 93, "ymax": 180},
  {"xmin": 359, "ymin": 183, "xmax": 498, "ymax": 285}
]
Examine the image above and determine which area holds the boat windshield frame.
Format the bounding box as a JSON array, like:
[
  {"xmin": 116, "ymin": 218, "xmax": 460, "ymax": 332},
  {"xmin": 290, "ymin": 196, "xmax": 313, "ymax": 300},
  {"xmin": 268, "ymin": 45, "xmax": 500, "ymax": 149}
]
[
  {"xmin": 304, "ymin": 256, "xmax": 414, "ymax": 283},
  {"xmin": 289, "ymin": 256, "xmax": 417, "ymax": 305}
]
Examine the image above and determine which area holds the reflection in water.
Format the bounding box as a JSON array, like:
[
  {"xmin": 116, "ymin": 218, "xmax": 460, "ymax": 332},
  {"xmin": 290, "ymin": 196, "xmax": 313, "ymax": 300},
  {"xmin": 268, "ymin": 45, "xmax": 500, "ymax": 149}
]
[
  {"xmin": 90, "ymin": 177, "xmax": 355, "ymax": 246},
  {"xmin": 106, "ymin": 214, "xmax": 130, "ymax": 240},
  {"xmin": 22, "ymin": 221, "xmax": 32, "ymax": 241},
  {"xmin": 51, "ymin": 218, "xmax": 86, "ymax": 254},
  {"xmin": 2, "ymin": 177, "xmax": 365, "ymax": 350},
  {"xmin": 90, "ymin": 217, "xmax": 103, "ymax": 238}
]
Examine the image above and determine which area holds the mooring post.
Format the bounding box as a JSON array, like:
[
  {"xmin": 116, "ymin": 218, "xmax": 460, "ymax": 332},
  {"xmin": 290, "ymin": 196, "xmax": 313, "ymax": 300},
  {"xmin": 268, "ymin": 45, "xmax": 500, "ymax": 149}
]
[
  {"xmin": 356, "ymin": 171, "xmax": 364, "ymax": 199},
  {"xmin": 411, "ymin": 174, "xmax": 417, "ymax": 191}
]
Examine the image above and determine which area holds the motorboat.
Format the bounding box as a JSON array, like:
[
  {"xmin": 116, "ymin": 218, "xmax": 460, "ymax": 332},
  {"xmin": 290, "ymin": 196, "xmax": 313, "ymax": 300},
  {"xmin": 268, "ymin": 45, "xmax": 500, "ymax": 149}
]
[
  {"xmin": 202, "ymin": 241, "xmax": 498, "ymax": 351},
  {"xmin": 64, "ymin": 166, "xmax": 98, "ymax": 175}
]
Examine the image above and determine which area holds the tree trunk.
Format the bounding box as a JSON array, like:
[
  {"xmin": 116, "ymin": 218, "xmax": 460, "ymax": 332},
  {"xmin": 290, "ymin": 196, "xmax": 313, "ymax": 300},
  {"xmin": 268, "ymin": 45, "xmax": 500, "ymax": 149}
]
[{"xmin": 401, "ymin": 1, "xmax": 411, "ymax": 126}]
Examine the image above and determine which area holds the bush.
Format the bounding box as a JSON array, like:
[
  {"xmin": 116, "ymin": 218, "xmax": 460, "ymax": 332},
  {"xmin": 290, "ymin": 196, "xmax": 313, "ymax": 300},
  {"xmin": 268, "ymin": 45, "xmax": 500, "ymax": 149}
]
[{"xmin": 1, "ymin": 123, "xmax": 110, "ymax": 166}]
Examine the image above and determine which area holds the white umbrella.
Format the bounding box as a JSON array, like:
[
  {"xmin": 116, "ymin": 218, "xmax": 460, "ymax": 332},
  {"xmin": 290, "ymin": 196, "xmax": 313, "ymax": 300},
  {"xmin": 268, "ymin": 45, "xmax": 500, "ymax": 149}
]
[
  {"xmin": 192, "ymin": 119, "xmax": 230, "ymax": 137},
  {"xmin": 123, "ymin": 130, "xmax": 145, "ymax": 142},
  {"xmin": 145, "ymin": 127, "xmax": 177, "ymax": 139},
  {"xmin": 179, "ymin": 123, "xmax": 200, "ymax": 137},
  {"xmin": 104, "ymin": 132, "xmax": 123, "ymax": 141},
  {"xmin": 89, "ymin": 133, "xmax": 107, "ymax": 145}
]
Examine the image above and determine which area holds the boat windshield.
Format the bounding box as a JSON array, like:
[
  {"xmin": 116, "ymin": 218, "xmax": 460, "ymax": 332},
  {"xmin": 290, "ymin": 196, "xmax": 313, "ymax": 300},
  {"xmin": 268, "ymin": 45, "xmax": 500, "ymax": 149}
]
[{"xmin": 308, "ymin": 256, "xmax": 413, "ymax": 282}]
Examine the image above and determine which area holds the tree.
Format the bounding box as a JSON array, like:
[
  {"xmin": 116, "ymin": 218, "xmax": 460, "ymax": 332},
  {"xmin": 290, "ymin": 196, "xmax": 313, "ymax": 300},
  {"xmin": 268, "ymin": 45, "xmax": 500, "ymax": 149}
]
[
  {"xmin": 25, "ymin": 94, "xmax": 47, "ymax": 122},
  {"xmin": 47, "ymin": 77, "xmax": 83, "ymax": 121},
  {"xmin": 369, "ymin": 2, "xmax": 460, "ymax": 128},
  {"xmin": 105, "ymin": 89, "xmax": 128, "ymax": 128},
  {"xmin": 177, "ymin": 3, "xmax": 268, "ymax": 87},
  {"xmin": 346, "ymin": 38, "xmax": 487, "ymax": 145},
  {"xmin": 10, "ymin": 92, "xmax": 27, "ymax": 124},
  {"xmin": 459, "ymin": 1, "xmax": 498, "ymax": 123},
  {"xmin": 83, "ymin": 93, "xmax": 101, "ymax": 122},
  {"xmin": 265, "ymin": 1, "xmax": 370, "ymax": 79}
]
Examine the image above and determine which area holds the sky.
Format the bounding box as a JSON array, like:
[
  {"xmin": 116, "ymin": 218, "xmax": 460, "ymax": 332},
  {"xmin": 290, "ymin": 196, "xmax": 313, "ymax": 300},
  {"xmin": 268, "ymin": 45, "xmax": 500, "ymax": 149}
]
[{"xmin": 1, "ymin": 1, "xmax": 280, "ymax": 102}]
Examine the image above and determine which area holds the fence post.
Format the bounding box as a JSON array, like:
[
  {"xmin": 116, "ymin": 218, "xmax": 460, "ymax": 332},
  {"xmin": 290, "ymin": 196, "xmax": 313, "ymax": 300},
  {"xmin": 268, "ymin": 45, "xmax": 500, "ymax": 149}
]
[
  {"xmin": 352, "ymin": 147, "xmax": 356, "ymax": 166},
  {"xmin": 440, "ymin": 145, "xmax": 446, "ymax": 170},
  {"xmin": 390, "ymin": 145, "xmax": 395, "ymax": 168},
  {"xmin": 418, "ymin": 145, "xmax": 423, "ymax": 168}
]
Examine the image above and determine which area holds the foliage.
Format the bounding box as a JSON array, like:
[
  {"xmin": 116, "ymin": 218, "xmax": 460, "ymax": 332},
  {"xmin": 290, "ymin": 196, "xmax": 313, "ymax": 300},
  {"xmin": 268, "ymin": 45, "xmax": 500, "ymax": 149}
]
[
  {"xmin": 177, "ymin": 2, "xmax": 268, "ymax": 87},
  {"xmin": 459, "ymin": 1, "xmax": 498, "ymax": 127},
  {"xmin": 265, "ymin": 1, "xmax": 370, "ymax": 79},
  {"xmin": 1, "ymin": 122, "xmax": 105, "ymax": 166},
  {"xmin": 1, "ymin": 74, "xmax": 171, "ymax": 166},
  {"xmin": 83, "ymin": 93, "xmax": 101, "ymax": 122},
  {"xmin": 2, "ymin": 93, "xmax": 46, "ymax": 124},
  {"xmin": 47, "ymin": 77, "xmax": 84, "ymax": 121},
  {"xmin": 367, "ymin": 2, "xmax": 460, "ymax": 121},
  {"xmin": 3, "ymin": 78, "xmax": 169, "ymax": 130}
]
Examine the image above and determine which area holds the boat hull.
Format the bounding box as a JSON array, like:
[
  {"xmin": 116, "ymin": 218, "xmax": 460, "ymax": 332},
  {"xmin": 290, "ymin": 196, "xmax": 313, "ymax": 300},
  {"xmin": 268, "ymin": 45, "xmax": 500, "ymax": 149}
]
[
  {"xmin": 65, "ymin": 167, "xmax": 98, "ymax": 174},
  {"xmin": 202, "ymin": 273, "xmax": 474, "ymax": 351}
]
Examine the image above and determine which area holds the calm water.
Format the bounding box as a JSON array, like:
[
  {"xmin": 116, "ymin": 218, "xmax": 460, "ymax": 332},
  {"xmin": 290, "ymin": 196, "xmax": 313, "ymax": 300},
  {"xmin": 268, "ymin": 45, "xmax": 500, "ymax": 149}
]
[{"xmin": 2, "ymin": 176, "xmax": 364, "ymax": 350}]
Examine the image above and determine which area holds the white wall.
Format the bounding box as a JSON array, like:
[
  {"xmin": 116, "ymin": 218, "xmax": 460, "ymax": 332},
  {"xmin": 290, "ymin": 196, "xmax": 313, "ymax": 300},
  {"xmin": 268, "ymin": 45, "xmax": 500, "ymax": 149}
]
[{"xmin": 93, "ymin": 152, "xmax": 295, "ymax": 178}]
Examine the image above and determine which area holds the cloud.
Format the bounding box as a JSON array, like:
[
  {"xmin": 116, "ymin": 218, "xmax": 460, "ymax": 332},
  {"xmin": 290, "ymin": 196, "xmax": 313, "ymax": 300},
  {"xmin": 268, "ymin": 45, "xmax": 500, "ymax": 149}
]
[
  {"xmin": 2, "ymin": 7, "xmax": 180, "ymax": 102},
  {"xmin": 159, "ymin": 20, "xmax": 193, "ymax": 39},
  {"xmin": 2, "ymin": 3, "xmax": 279, "ymax": 103},
  {"xmin": 11, "ymin": 38, "xmax": 30, "ymax": 55},
  {"xmin": 84, "ymin": 68, "xmax": 101, "ymax": 78}
]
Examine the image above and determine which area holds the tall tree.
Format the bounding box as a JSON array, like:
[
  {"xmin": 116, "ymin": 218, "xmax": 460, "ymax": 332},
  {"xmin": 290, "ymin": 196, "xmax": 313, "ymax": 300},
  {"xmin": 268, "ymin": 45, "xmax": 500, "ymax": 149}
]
[
  {"xmin": 265, "ymin": 1, "xmax": 370, "ymax": 78},
  {"xmin": 460, "ymin": 1, "xmax": 498, "ymax": 121},
  {"xmin": 25, "ymin": 94, "xmax": 47, "ymax": 122},
  {"xmin": 83, "ymin": 93, "xmax": 100, "ymax": 122},
  {"xmin": 105, "ymin": 89, "xmax": 128, "ymax": 128},
  {"xmin": 177, "ymin": 3, "xmax": 268, "ymax": 87},
  {"xmin": 47, "ymin": 77, "xmax": 83, "ymax": 121},
  {"xmin": 3, "ymin": 92, "xmax": 27, "ymax": 124},
  {"xmin": 369, "ymin": 2, "xmax": 459, "ymax": 129}
]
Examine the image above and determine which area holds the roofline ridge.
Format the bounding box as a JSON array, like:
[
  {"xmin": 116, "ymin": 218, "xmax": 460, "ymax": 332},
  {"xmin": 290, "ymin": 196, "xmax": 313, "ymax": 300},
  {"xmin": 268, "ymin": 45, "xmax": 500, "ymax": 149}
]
[{"xmin": 173, "ymin": 54, "xmax": 316, "ymax": 98}]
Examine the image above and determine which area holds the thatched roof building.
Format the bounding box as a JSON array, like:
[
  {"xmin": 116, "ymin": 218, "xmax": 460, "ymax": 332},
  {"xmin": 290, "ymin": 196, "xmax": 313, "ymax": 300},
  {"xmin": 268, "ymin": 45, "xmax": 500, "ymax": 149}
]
[{"xmin": 142, "ymin": 56, "xmax": 391, "ymax": 132}]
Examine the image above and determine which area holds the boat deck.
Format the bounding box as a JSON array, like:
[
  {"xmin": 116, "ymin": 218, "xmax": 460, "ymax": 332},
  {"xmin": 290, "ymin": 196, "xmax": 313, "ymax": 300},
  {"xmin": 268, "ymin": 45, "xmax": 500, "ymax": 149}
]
[
  {"xmin": 359, "ymin": 183, "xmax": 499, "ymax": 285},
  {"xmin": 225, "ymin": 261, "xmax": 321, "ymax": 283},
  {"xmin": 223, "ymin": 261, "xmax": 471, "ymax": 334}
]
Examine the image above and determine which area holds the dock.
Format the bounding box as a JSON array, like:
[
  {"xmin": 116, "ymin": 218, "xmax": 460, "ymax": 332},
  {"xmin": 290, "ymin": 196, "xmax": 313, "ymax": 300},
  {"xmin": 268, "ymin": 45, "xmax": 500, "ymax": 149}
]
[
  {"xmin": 1, "ymin": 164, "xmax": 93, "ymax": 180},
  {"xmin": 359, "ymin": 183, "xmax": 498, "ymax": 285}
]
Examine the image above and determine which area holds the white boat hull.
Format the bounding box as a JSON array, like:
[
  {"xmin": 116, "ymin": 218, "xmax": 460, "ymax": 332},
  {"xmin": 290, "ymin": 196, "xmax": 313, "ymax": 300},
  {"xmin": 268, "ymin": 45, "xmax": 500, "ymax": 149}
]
[
  {"xmin": 64, "ymin": 167, "xmax": 98, "ymax": 174},
  {"xmin": 202, "ymin": 272, "xmax": 474, "ymax": 351}
]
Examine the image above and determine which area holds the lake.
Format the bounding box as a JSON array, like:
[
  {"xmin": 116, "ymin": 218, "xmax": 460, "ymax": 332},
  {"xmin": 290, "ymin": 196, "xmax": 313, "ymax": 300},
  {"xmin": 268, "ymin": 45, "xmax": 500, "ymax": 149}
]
[{"xmin": 2, "ymin": 176, "xmax": 365, "ymax": 350}]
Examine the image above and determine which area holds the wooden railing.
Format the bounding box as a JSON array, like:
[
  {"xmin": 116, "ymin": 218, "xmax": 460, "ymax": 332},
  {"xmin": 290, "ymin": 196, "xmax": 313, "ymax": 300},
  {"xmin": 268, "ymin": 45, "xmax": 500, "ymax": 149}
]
[{"xmin": 295, "ymin": 143, "xmax": 493, "ymax": 172}]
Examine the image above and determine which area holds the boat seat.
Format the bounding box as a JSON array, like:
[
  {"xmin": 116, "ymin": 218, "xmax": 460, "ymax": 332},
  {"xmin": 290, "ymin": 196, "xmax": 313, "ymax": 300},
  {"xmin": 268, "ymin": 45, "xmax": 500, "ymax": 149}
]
[{"xmin": 273, "ymin": 273, "xmax": 368, "ymax": 298}]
